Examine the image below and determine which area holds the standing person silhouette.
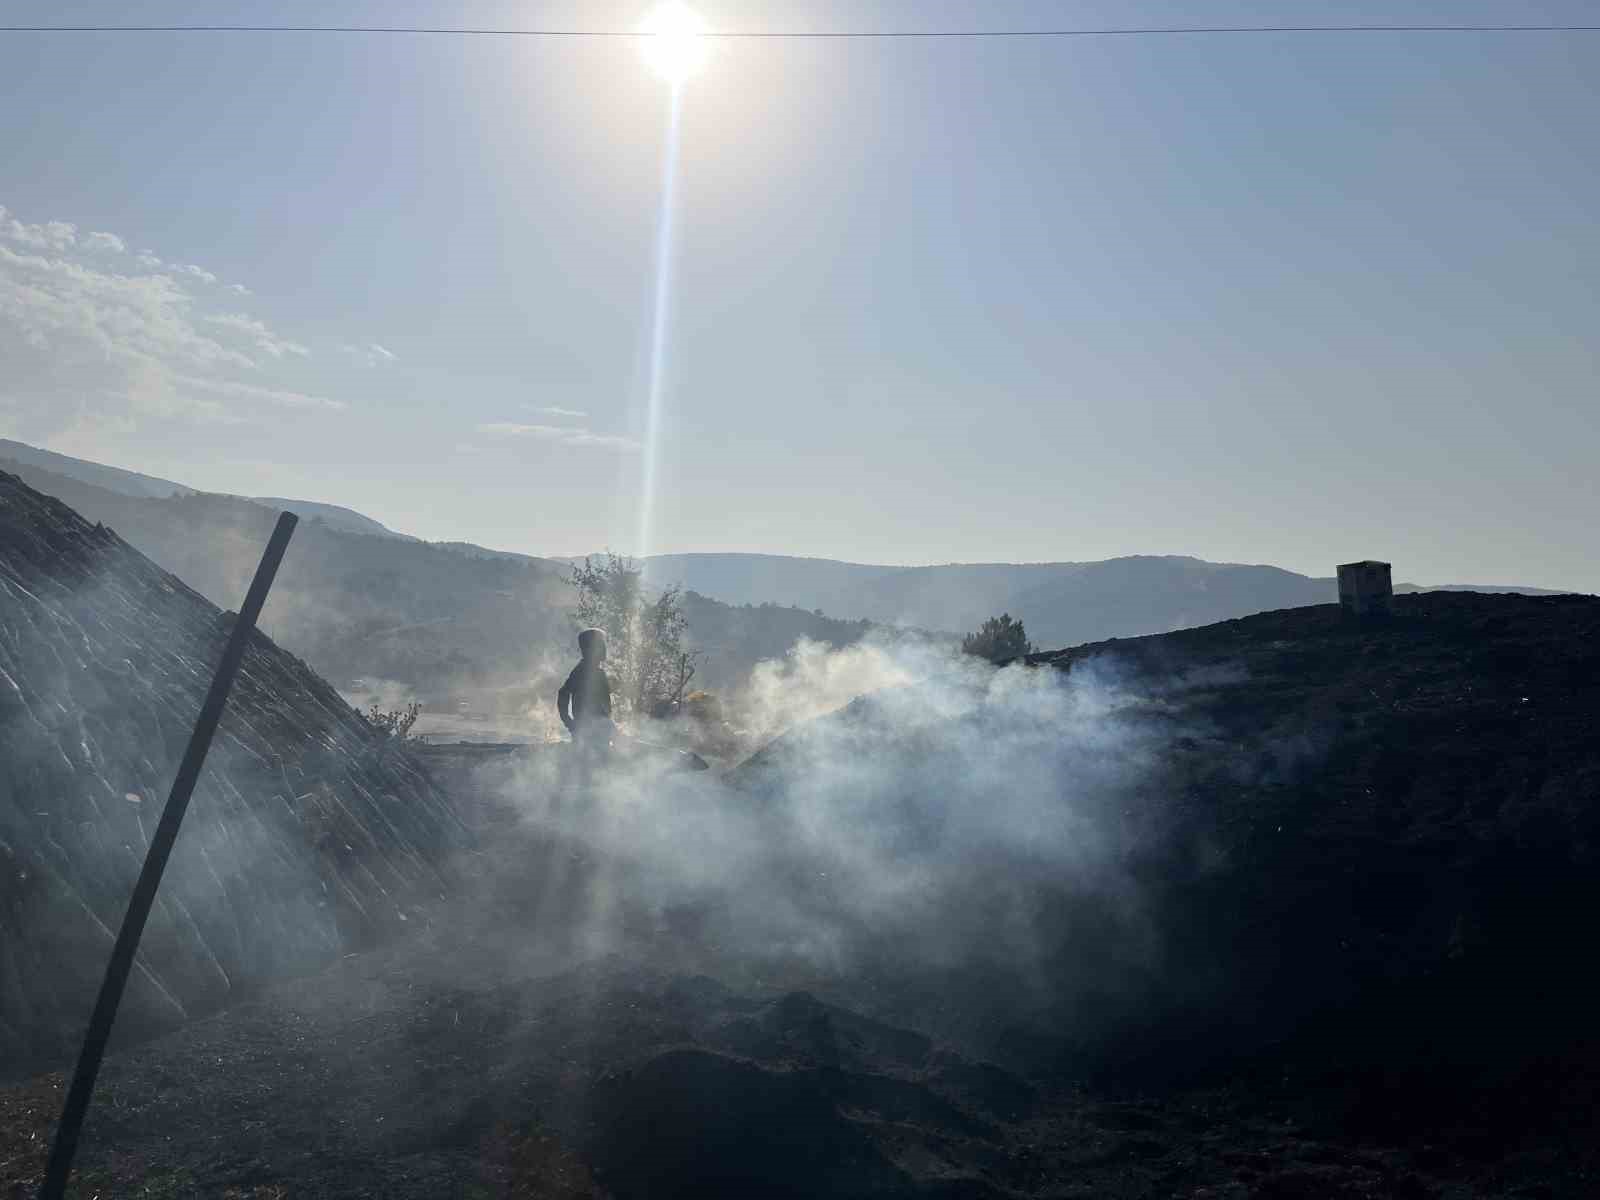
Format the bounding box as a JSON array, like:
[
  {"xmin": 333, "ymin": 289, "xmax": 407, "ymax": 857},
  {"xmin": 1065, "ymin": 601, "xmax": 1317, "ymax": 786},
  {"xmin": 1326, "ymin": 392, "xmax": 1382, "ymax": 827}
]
[{"xmin": 557, "ymin": 628, "xmax": 614, "ymax": 765}]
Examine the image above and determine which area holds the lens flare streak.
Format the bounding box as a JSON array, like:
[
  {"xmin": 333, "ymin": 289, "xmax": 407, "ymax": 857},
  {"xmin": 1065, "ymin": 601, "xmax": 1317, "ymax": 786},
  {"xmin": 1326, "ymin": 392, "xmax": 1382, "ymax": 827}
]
[{"xmin": 636, "ymin": 83, "xmax": 683, "ymax": 562}]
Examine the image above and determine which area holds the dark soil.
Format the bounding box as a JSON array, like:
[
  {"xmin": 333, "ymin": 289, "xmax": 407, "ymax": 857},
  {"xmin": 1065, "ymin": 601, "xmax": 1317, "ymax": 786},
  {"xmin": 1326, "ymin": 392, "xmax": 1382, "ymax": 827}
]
[{"xmin": 6, "ymin": 929, "xmax": 1587, "ymax": 1198}]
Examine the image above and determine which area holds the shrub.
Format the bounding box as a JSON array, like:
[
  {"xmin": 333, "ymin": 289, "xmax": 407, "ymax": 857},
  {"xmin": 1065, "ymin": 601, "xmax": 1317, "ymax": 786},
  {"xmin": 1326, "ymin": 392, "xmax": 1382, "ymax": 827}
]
[{"xmin": 961, "ymin": 613, "xmax": 1034, "ymax": 663}]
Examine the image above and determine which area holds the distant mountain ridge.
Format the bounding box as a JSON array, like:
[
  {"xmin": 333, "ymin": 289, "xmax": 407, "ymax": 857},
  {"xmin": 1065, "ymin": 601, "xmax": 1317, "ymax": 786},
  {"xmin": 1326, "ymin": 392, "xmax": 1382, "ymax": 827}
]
[
  {"xmin": 0, "ymin": 457, "xmax": 576, "ymax": 693},
  {"xmin": 0, "ymin": 437, "xmax": 194, "ymax": 499},
  {"xmin": 3, "ymin": 441, "xmax": 1567, "ymax": 666},
  {"xmin": 0, "ymin": 439, "xmax": 415, "ymax": 541},
  {"xmin": 0, "ymin": 456, "xmax": 874, "ymax": 697},
  {"xmin": 252, "ymin": 497, "xmax": 417, "ymax": 541},
  {"xmin": 635, "ymin": 551, "xmax": 1567, "ymax": 648}
]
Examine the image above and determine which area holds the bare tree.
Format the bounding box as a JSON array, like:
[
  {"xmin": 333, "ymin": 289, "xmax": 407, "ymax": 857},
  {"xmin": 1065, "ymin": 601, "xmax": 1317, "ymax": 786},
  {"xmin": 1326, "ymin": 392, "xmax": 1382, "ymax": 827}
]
[
  {"xmin": 364, "ymin": 700, "xmax": 422, "ymax": 760},
  {"xmin": 568, "ymin": 553, "xmax": 702, "ymax": 715}
]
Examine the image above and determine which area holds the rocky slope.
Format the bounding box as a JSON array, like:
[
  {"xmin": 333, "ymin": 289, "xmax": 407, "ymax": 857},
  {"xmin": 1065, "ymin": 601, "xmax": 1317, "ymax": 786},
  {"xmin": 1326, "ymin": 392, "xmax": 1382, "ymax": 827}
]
[{"xmin": 0, "ymin": 470, "xmax": 469, "ymax": 1073}]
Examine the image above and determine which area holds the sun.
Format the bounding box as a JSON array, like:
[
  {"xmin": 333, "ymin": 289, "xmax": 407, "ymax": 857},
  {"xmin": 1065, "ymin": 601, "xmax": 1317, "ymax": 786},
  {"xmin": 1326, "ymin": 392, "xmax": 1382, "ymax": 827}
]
[{"xmin": 638, "ymin": 3, "xmax": 710, "ymax": 85}]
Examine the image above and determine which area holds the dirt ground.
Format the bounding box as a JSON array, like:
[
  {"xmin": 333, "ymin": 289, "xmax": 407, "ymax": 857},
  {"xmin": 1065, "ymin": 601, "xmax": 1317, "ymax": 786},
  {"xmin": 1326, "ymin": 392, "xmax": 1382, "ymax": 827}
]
[{"xmin": 4, "ymin": 752, "xmax": 1594, "ymax": 1200}]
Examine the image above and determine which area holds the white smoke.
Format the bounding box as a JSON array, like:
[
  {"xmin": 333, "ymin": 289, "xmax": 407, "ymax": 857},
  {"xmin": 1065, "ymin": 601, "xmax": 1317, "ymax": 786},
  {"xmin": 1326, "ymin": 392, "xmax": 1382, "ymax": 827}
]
[
  {"xmin": 731, "ymin": 635, "xmax": 924, "ymax": 745},
  {"xmin": 480, "ymin": 637, "xmax": 1235, "ymax": 1054}
]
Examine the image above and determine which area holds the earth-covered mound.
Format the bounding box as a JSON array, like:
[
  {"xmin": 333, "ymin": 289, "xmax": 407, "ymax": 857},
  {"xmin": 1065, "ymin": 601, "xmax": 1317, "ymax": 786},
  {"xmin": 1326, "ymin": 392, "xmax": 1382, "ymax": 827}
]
[
  {"xmin": 733, "ymin": 592, "xmax": 1600, "ymax": 1131},
  {"xmin": 0, "ymin": 471, "xmax": 468, "ymax": 1072}
]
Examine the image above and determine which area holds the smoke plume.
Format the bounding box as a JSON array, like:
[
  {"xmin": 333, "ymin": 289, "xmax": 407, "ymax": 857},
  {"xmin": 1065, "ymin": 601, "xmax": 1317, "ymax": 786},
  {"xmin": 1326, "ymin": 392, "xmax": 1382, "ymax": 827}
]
[{"xmin": 481, "ymin": 636, "xmax": 1229, "ymax": 1060}]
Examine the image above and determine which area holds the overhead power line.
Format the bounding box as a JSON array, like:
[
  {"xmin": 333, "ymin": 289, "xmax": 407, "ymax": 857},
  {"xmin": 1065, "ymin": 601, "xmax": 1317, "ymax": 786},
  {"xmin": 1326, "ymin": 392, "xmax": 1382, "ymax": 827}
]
[{"xmin": 3, "ymin": 23, "xmax": 1599, "ymax": 38}]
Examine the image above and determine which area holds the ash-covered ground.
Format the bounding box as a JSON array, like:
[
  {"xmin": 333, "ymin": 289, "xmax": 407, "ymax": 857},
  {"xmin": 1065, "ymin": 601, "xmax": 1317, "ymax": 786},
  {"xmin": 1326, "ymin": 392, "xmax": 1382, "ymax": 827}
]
[{"xmin": 4, "ymin": 589, "xmax": 1599, "ymax": 1197}]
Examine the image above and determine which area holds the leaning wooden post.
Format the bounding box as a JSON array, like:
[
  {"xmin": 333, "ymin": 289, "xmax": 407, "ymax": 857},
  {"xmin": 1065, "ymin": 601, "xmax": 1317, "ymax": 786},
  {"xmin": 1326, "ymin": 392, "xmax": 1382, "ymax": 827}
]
[{"xmin": 39, "ymin": 511, "xmax": 298, "ymax": 1200}]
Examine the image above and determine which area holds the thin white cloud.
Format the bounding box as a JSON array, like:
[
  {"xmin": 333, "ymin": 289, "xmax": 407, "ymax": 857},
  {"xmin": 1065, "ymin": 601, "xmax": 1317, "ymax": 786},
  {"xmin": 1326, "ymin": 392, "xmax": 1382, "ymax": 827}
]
[
  {"xmin": 127, "ymin": 244, "xmax": 237, "ymax": 291},
  {"xmin": 174, "ymin": 373, "xmax": 345, "ymax": 411},
  {"xmin": 0, "ymin": 244, "xmax": 256, "ymax": 370},
  {"xmin": 476, "ymin": 421, "xmax": 641, "ymax": 452},
  {"xmin": 206, "ymin": 312, "xmax": 309, "ymax": 359},
  {"xmin": 527, "ymin": 404, "xmax": 588, "ymax": 419},
  {"xmin": 340, "ymin": 341, "xmax": 396, "ymax": 367},
  {"xmin": 0, "ymin": 204, "xmax": 349, "ymax": 441},
  {"xmin": 0, "ymin": 206, "xmax": 77, "ymax": 251}
]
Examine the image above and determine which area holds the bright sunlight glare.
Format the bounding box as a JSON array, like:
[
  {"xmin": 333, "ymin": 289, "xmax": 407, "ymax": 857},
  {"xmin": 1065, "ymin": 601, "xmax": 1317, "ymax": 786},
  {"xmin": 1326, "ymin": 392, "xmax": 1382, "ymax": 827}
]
[{"xmin": 637, "ymin": 2, "xmax": 710, "ymax": 84}]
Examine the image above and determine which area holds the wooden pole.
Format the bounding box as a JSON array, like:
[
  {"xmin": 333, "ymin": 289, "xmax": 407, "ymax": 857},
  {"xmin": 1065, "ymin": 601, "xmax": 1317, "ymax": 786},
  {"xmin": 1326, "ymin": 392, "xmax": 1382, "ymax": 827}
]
[{"xmin": 39, "ymin": 511, "xmax": 298, "ymax": 1200}]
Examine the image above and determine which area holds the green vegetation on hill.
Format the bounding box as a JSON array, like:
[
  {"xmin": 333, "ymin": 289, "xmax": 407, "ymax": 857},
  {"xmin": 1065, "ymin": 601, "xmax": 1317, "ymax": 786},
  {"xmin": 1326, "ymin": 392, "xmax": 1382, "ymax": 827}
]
[{"xmin": 960, "ymin": 613, "xmax": 1033, "ymax": 662}]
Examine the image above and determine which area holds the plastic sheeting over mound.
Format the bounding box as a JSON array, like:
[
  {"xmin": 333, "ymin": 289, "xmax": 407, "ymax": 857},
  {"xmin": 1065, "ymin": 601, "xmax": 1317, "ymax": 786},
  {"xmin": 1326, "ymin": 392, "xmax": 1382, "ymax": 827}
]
[{"xmin": 0, "ymin": 472, "xmax": 468, "ymax": 1072}]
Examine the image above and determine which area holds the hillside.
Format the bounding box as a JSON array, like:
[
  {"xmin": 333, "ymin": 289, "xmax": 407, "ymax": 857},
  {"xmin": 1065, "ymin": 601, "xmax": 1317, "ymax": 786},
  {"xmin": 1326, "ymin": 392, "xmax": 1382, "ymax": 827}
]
[
  {"xmin": 0, "ymin": 440, "xmax": 409, "ymax": 540},
  {"xmin": 8, "ymin": 443, "xmax": 1568, "ymax": 684},
  {"xmin": 634, "ymin": 552, "xmax": 903, "ymax": 613},
  {"xmin": 641, "ymin": 551, "xmax": 1562, "ymax": 645},
  {"xmin": 735, "ymin": 592, "xmax": 1600, "ymax": 1098},
  {"xmin": 679, "ymin": 591, "xmax": 876, "ymax": 690},
  {"xmin": 2, "ymin": 589, "xmax": 1595, "ymax": 1197},
  {"xmin": 0, "ymin": 458, "xmax": 575, "ymax": 692},
  {"xmin": 0, "ymin": 470, "xmax": 470, "ymax": 1072},
  {"xmin": 10, "ymin": 441, "xmax": 1568, "ymax": 704},
  {"xmin": 0, "ymin": 438, "xmax": 193, "ymax": 500},
  {"xmin": 249, "ymin": 497, "xmax": 416, "ymax": 541},
  {"xmin": 0, "ymin": 459, "xmax": 878, "ymax": 709}
]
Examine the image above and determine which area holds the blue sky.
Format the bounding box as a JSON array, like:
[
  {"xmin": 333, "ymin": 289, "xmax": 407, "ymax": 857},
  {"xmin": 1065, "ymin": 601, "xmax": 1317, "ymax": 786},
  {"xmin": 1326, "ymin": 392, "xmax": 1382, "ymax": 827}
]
[{"xmin": 2, "ymin": 0, "xmax": 1596, "ymax": 590}]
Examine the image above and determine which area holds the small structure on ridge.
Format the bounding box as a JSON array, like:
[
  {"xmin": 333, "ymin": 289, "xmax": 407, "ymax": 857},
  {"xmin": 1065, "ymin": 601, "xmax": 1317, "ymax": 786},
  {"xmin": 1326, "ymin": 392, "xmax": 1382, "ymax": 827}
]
[{"xmin": 1337, "ymin": 560, "xmax": 1394, "ymax": 618}]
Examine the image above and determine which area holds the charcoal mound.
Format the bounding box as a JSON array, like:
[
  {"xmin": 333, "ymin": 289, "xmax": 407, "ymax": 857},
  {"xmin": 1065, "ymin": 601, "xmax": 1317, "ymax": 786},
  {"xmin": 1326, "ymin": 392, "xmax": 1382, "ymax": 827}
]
[
  {"xmin": 0, "ymin": 471, "xmax": 468, "ymax": 1072},
  {"xmin": 707, "ymin": 989, "xmax": 933, "ymax": 1071},
  {"xmin": 730, "ymin": 590, "xmax": 1600, "ymax": 1139},
  {"xmin": 585, "ymin": 1045, "xmax": 1009, "ymax": 1200}
]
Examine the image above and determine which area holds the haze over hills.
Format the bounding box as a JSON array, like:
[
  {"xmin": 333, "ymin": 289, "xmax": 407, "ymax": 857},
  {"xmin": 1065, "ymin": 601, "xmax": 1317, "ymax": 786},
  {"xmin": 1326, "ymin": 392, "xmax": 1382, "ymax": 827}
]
[
  {"xmin": 0, "ymin": 437, "xmax": 194, "ymax": 500},
  {"xmin": 0, "ymin": 440, "xmax": 415, "ymax": 541},
  {"xmin": 2, "ymin": 441, "xmax": 1570, "ymax": 688},
  {"xmin": 250, "ymin": 497, "xmax": 417, "ymax": 541},
  {"xmin": 0, "ymin": 455, "xmax": 875, "ymax": 707},
  {"xmin": 0, "ymin": 460, "xmax": 575, "ymax": 691},
  {"xmin": 636, "ymin": 551, "xmax": 1567, "ymax": 648}
]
